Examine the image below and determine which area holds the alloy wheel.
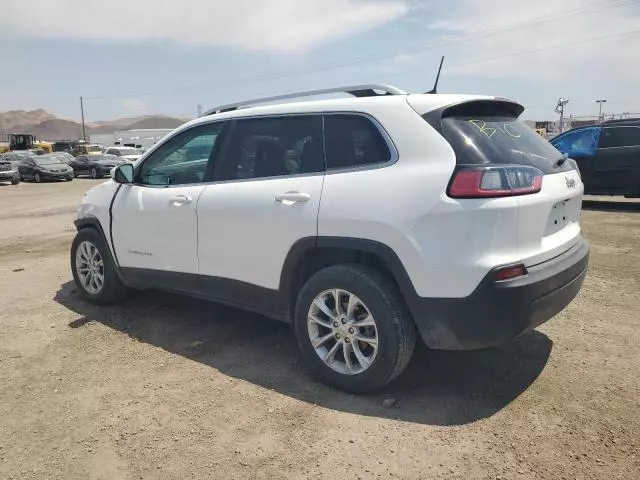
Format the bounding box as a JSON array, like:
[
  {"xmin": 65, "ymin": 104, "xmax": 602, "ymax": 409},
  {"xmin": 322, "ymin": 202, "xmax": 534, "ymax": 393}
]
[
  {"xmin": 75, "ymin": 240, "xmax": 105, "ymax": 294},
  {"xmin": 307, "ymin": 289, "xmax": 379, "ymax": 375}
]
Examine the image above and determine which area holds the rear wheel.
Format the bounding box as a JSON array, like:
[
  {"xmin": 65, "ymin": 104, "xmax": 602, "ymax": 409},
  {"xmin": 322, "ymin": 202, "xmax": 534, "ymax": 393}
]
[
  {"xmin": 294, "ymin": 264, "xmax": 415, "ymax": 393},
  {"xmin": 90, "ymin": 167, "xmax": 99, "ymax": 179},
  {"xmin": 71, "ymin": 228, "xmax": 127, "ymax": 305},
  {"xmin": 34, "ymin": 172, "xmax": 41, "ymax": 183}
]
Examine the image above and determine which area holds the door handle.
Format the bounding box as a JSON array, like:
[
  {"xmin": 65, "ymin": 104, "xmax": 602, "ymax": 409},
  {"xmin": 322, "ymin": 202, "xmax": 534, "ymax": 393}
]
[
  {"xmin": 168, "ymin": 194, "xmax": 193, "ymax": 206},
  {"xmin": 275, "ymin": 192, "xmax": 311, "ymax": 203}
]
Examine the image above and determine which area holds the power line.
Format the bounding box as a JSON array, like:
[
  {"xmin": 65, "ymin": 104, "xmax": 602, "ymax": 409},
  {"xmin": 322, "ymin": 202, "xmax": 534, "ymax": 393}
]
[
  {"xmin": 374, "ymin": 29, "xmax": 640, "ymax": 81},
  {"xmin": 83, "ymin": 0, "xmax": 636, "ymax": 100}
]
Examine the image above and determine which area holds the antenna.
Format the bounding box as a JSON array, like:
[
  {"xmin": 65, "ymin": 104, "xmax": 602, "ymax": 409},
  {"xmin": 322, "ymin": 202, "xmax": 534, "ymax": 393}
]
[{"xmin": 425, "ymin": 56, "xmax": 445, "ymax": 94}]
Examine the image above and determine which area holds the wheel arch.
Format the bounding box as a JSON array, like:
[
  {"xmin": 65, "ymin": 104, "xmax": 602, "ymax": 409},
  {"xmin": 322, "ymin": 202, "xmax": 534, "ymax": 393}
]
[
  {"xmin": 279, "ymin": 237, "xmax": 419, "ymax": 321},
  {"xmin": 74, "ymin": 216, "xmax": 125, "ymax": 282}
]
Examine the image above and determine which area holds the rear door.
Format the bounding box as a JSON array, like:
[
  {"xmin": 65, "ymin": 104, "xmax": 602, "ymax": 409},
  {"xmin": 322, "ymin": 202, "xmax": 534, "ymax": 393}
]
[
  {"xmin": 196, "ymin": 115, "xmax": 324, "ymax": 306},
  {"xmin": 592, "ymin": 125, "xmax": 640, "ymax": 194}
]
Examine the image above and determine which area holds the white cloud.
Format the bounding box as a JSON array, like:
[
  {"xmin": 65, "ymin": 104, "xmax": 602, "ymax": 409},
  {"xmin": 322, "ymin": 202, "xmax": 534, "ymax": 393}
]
[
  {"xmin": 432, "ymin": 0, "xmax": 640, "ymax": 83},
  {"xmin": 392, "ymin": 52, "xmax": 421, "ymax": 66},
  {"xmin": 0, "ymin": 0, "xmax": 408, "ymax": 54},
  {"xmin": 419, "ymin": 0, "xmax": 640, "ymax": 118},
  {"xmin": 121, "ymin": 99, "xmax": 147, "ymax": 115}
]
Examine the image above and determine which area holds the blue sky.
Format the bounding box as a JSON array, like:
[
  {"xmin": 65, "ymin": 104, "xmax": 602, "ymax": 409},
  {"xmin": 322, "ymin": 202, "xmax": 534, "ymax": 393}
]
[{"xmin": 1, "ymin": 0, "xmax": 638, "ymax": 122}]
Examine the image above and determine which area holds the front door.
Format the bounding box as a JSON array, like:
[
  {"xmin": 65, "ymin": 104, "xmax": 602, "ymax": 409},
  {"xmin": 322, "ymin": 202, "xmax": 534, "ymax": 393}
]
[
  {"xmin": 196, "ymin": 115, "xmax": 325, "ymax": 309},
  {"xmin": 552, "ymin": 127, "xmax": 600, "ymax": 193},
  {"xmin": 19, "ymin": 158, "xmax": 36, "ymax": 179},
  {"xmin": 111, "ymin": 121, "xmax": 226, "ymax": 290}
]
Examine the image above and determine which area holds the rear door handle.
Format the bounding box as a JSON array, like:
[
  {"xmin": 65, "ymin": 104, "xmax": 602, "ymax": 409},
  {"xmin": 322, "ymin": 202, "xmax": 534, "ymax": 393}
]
[
  {"xmin": 275, "ymin": 192, "xmax": 311, "ymax": 203},
  {"xmin": 168, "ymin": 194, "xmax": 193, "ymax": 206}
]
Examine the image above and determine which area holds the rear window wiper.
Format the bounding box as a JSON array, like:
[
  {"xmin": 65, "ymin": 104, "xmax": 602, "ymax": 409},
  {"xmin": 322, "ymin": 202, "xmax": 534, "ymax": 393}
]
[{"xmin": 554, "ymin": 152, "xmax": 569, "ymax": 168}]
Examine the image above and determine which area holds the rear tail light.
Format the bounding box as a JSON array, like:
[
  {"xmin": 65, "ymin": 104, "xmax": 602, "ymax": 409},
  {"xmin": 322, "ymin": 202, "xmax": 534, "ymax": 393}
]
[
  {"xmin": 449, "ymin": 165, "xmax": 543, "ymax": 198},
  {"xmin": 494, "ymin": 264, "xmax": 527, "ymax": 281}
]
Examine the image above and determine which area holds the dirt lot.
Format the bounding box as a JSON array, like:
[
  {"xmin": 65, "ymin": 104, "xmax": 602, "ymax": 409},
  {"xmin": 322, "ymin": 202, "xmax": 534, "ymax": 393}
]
[{"xmin": 0, "ymin": 180, "xmax": 639, "ymax": 480}]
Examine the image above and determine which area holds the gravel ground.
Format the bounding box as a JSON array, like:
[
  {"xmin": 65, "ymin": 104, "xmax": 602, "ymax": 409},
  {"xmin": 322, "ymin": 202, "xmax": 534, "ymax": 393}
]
[{"xmin": 0, "ymin": 180, "xmax": 639, "ymax": 480}]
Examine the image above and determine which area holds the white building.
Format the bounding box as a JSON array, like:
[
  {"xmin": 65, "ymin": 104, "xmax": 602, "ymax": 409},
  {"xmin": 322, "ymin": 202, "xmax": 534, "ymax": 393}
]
[{"xmin": 90, "ymin": 129, "xmax": 173, "ymax": 149}]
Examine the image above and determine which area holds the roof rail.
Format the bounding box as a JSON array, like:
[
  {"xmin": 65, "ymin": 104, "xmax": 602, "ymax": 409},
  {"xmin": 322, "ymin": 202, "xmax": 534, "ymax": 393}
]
[{"xmin": 201, "ymin": 84, "xmax": 407, "ymax": 117}]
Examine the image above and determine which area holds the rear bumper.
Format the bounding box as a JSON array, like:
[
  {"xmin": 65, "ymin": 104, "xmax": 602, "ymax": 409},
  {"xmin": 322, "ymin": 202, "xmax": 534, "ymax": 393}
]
[{"xmin": 410, "ymin": 238, "xmax": 589, "ymax": 350}]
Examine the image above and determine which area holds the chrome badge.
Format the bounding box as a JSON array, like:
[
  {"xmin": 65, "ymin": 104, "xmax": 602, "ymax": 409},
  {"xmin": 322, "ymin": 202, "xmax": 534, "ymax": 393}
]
[{"xmin": 566, "ymin": 177, "xmax": 576, "ymax": 189}]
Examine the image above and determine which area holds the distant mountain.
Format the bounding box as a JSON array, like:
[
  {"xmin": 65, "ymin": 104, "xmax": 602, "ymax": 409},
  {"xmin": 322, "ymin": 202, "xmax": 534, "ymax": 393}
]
[
  {"xmin": 90, "ymin": 114, "xmax": 187, "ymax": 130},
  {"xmin": 15, "ymin": 119, "xmax": 86, "ymax": 141},
  {"xmin": 0, "ymin": 109, "xmax": 189, "ymax": 141},
  {"xmin": 0, "ymin": 109, "xmax": 57, "ymax": 132},
  {"xmin": 126, "ymin": 117, "xmax": 186, "ymax": 130}
]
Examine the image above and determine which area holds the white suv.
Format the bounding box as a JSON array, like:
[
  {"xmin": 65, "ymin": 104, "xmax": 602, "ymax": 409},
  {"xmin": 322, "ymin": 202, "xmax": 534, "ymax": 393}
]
[
  {"xmin": 71, "ymin": 85, "xmax": 589, "ymax": 392},
  {"xmin": 104, "ymin": 146, "xmax": 142, "ymax": 163}
]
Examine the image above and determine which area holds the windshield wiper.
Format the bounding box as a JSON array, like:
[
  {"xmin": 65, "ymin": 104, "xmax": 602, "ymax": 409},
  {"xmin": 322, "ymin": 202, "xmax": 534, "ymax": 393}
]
[{"xmin": 554, "ymin": 152, "xmax": 569, "ymax": 168}]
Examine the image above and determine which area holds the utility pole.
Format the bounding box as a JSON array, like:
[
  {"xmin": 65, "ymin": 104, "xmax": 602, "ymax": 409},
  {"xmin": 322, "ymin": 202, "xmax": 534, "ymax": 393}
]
[
  {"xmin": 80, "ymin": 96, "xmax": 86, "ymax": 141},
  {"xmin": 596, "ymin": 99, "xmax": 607, "ymax": 123},
  {"xmin": 555, "ymin": 97, "xmax": 569, "ymax": 133},
  {"xmin": 197, "ymin": 104, "xmax": 203, "ymax": 117}
]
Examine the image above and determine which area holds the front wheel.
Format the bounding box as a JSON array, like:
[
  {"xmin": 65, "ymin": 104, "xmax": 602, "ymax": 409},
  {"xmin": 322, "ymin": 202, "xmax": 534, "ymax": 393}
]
[
  {"xmin": 90, "ymin": 167, "xmax": 101, "ymax": 179},
  {"xmin": 294, "ymin": 264, "xmax": 416, "ymax": 393},
  {"xmin": 71, "ymin": 228, "xmax": 127, "ymax": 305},
  {"xmin": 11, "ymin": 178, "xmax": 20, "ymax": 185},
  {"xmin": 34, "ymin": 172, "xmax": 42, "ymax": 183}
]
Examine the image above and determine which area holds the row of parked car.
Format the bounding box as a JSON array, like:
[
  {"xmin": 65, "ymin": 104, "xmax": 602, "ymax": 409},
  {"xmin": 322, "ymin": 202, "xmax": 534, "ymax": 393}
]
[{"xmin": 0, "ymin": 146, "xmax": 143, "ymax": 185}]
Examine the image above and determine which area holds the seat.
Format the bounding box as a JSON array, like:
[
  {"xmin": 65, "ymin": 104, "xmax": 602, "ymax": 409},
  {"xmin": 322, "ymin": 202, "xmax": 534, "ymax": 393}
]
[{"xmin": 254, "ymin": 140, "xmax": 286, "ymax": 178}]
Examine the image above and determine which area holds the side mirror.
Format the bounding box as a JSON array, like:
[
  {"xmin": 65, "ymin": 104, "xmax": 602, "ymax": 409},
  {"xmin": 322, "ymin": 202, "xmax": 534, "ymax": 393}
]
[{"xmin": 112, "ymin": 163, "xmax": 134, "ymax": 183}]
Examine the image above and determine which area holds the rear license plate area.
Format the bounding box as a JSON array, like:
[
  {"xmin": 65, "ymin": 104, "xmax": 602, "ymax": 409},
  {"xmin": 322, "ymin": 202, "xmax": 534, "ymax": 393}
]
[{"xmin": 545, "ymin": 199, "xmax": 576, "ymax": 236}]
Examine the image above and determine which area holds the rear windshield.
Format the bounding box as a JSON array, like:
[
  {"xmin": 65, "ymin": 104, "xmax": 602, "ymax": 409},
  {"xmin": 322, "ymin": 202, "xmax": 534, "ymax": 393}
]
[{"xmin": 428, "ymin": 102, "xmax": 571, "ymax": 174}]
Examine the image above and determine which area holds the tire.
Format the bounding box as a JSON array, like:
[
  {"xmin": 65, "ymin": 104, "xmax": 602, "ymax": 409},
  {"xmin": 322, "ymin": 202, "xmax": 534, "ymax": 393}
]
[
  {"xmin": 90, "ymin": 167, "xmax": 101, "ymax": 179},
  {"xmin": 34, "ymin": 172, "xmax": 41, "ymax": 183},
  {"xmin": 66, "ymin": 177, "xmax": 73, "ymax": 182},
  {"xmin": 71, "ymin": 228, "xmax": 127, "ymax": 305},
  {"xmin": 294, "ymin": 264, "xmax": 416, "ymax": 393},
  {"xmin": 11, "ymin": 178, "xmax": 20, "ymax": 185}
]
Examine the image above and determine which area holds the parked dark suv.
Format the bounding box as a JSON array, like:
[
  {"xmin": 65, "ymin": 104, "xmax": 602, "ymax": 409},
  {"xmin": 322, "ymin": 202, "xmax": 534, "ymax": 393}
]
[{"xmin": 551, "ymin": 119, "xmax": 640, "ymax": 196}]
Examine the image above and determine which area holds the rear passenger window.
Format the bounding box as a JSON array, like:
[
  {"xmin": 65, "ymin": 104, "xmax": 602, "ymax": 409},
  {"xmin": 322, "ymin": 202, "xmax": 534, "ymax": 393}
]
[
  {"xmin": 599, "ymin": 127, "xmax": 640, "ymax": 148},
  {"xmin": 216, "ymin": 116, "xmax": 324, "ymax": 181},
  {"xmin": 324, "ymin": 115, "xmax": 391, "ymax": 169}
]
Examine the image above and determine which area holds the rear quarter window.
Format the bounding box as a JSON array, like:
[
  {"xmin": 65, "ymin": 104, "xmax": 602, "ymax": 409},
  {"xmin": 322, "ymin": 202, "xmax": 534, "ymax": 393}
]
[{"xmin": 324, "ymin": 115, "xmax": 391, "ymax": 169}]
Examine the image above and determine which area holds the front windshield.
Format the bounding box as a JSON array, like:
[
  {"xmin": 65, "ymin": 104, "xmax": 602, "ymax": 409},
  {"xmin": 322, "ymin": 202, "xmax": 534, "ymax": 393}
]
[
  {"xmin": 88, "ymin": 145, "xmax": 103, "ymax": 153},
  {"xmin": 36, "ymin": 157, "xmax": 64, "ymax": 166}
]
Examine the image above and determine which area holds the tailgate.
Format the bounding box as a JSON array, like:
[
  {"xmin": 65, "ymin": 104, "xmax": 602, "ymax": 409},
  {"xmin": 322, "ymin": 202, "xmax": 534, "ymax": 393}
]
[{"xmin": 517, "ymin": 169, "xmax": 583, "ymax": 266}]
